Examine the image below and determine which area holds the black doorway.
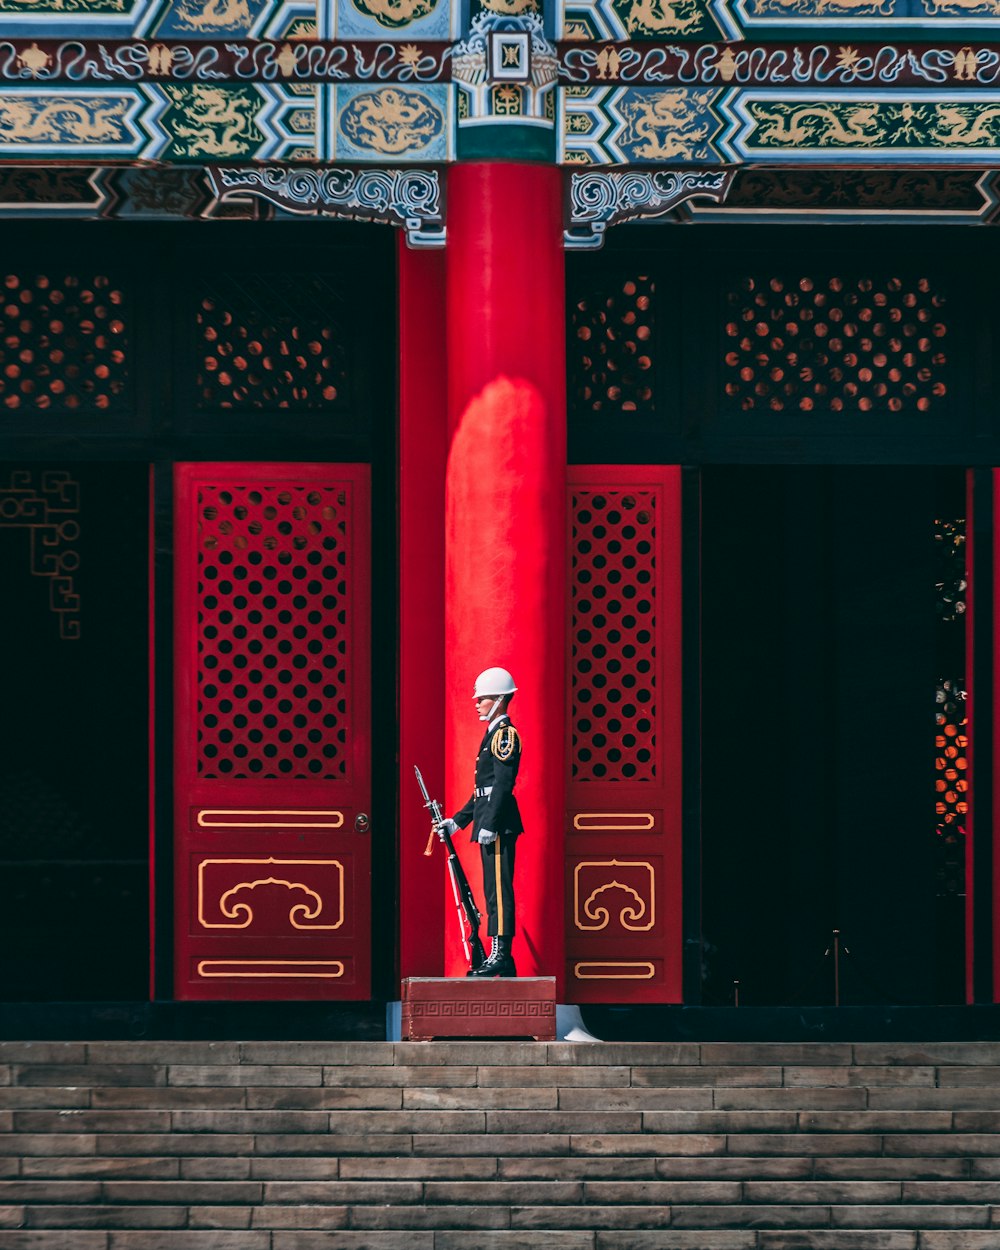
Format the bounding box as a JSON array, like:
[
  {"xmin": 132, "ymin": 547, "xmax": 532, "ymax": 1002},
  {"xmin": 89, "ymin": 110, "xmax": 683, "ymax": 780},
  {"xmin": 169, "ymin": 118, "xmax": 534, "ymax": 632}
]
[
  {"xmin": 700, "ymin": 465, "xmax": 966, "ymax": 1007},
  {"xmin": 0, "ymin": 464, "xmax": 148, "ymax": 1000}
]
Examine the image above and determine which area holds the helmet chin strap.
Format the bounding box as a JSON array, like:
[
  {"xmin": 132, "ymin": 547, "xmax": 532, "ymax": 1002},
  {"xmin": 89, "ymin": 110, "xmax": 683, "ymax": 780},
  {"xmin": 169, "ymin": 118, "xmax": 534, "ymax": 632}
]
[{"xmin": 479, "ymin": 696, "xmax": 503, "ymax": 723}]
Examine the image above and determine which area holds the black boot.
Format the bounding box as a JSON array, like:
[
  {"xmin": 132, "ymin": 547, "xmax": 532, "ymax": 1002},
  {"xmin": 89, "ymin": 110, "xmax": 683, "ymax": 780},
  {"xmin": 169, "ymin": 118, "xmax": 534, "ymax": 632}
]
[
  {"xmin": 469, "ymin": 937, "xmax": 499, "ymax": 977},
  {"xmin": 466, "ymin": 935, "xmax": 489, "ymax": 976},
  {"xmin": 470, "ymin": 936, "xmax": 516, "ymax": 978}
]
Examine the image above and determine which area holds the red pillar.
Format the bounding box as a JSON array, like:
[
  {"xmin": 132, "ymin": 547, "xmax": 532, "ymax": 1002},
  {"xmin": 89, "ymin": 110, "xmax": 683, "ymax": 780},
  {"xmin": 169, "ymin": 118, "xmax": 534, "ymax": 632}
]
[
  {"xmin": 444, "ymin": 163, "xmax": 567, "ymax": 989},
  {"xmin": 398, "ymin": 237, "xmax": 447, "ymax": 980}
]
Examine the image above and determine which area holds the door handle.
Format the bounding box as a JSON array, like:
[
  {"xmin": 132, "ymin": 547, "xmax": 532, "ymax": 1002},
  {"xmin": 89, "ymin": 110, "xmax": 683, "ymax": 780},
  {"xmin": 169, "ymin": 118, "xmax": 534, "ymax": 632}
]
[{"xmin": 354, "ymin": 812, "xmax": 370, "ymax": 834}]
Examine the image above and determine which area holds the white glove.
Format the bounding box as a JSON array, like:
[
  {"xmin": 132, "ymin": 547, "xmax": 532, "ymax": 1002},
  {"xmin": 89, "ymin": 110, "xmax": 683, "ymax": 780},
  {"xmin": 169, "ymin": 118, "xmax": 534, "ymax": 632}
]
[
  {"xmin": 478, "ymin": 828, "xmax": 497, "ymax": 845},
  {"xmin": 438, "ymin": 818, "xmax": 458, "ymax": 837}
]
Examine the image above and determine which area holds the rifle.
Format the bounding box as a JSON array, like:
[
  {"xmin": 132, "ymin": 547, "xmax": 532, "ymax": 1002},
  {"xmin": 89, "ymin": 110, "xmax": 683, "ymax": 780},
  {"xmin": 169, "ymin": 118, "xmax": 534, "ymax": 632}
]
[{"xmin": 414, "ymin": 765, "xmax": 487, "ymax": 973}]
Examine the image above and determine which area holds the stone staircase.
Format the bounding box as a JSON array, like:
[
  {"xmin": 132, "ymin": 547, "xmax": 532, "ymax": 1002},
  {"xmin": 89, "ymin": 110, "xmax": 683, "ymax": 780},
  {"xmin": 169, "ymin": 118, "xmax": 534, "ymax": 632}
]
[{"xmin": 1, "ymin": 1039, "xmax": 1000, "ymax": 1247}]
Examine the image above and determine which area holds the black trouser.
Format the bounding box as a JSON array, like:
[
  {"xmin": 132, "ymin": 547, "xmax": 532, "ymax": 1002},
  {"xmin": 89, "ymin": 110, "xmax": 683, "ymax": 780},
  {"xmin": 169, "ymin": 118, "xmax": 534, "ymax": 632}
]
[{"xmin": 479, "ymin": 831, "xmax": 517, "ymax": 937}]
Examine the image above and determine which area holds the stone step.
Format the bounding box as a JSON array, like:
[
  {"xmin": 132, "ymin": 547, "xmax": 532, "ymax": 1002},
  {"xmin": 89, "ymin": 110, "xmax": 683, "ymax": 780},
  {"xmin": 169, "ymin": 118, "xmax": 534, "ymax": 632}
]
[
  {"xmin": 10, "ymin": 1130, "xmax": 1000, "ymax": 1159},
  {"xmin": 5, "ymin": 1107, "xmax": 986, "ymax": 1135},
  {"xmin": 4, "ymin": 1197, "xmax": 1000, "ymax": 1225},
  {"xmin": 0, "ymin": 1232, "xmax": 989, "ymax": 1250},
  {"xmin": 0, "ymin": 1229, "xmax": 997, "ymax": 1249},
  {"xmin": 10, "ymin": 1038, "xmax": 1000, "ymax": 1068},
  {"xmin": 5, "ymin": 1153, "xmax": 990, "ymax": 1182},
  {"xmin": 11, "ymin": 1067, "xmax": 1000, "ymax": 1097},
  {"xmin": 5, "ymin": 1040, "xmax": 1000, "ymax": 1248},
  {"xmin": 15, "ymin": 1081, "xmax": 1000, "ymax": 1114},
  {"xmin": 4, "ymin": 1139, "xmax": 998, "ymax": 1158},
  {"xmin": 6, "ymin": 1175, "xmax": 1000, "ymax": 1204}
]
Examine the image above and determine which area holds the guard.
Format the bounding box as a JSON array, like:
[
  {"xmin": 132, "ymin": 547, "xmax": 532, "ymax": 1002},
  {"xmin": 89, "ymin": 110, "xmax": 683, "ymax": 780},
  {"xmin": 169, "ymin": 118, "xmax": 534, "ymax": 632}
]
[{"xmin": 439, "ymin": 667, "xmax": 523, "ymax": 978}]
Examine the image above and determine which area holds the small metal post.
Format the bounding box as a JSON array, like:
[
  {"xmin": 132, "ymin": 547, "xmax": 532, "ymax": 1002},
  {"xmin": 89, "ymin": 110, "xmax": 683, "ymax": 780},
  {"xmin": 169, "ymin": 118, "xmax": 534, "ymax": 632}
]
[
  {"xmin": 832, "ymin": 929, "xmax": 841, "ymax": 1007},
  {"xmin": 733, "ymin": 980, "xmax": 740, "ymax": 1008}
]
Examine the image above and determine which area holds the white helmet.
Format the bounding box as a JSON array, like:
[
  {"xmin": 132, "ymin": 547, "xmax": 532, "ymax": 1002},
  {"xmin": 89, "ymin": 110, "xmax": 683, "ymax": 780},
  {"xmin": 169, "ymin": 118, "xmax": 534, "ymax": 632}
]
[{"xmin": 473, "ymin": 667, "xmax": 517, "ymax": 698}]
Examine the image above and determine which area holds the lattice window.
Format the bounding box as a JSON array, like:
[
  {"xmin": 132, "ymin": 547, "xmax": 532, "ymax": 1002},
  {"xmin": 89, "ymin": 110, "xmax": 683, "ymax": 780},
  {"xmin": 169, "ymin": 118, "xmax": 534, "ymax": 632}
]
[
  {"xmin": 570, "ymin": 277, "xmax": 655, "ymax": 414},
  {"xmin": 196, "ymin": 274, "xmax": 349, "ymax": 411},
  {"xmin": 571, "ymin": 489, "xmax": 657, "ymax": 781},
  {"xmin": 0, "ymin": 274, "xmax": 128, "ymax": 413},
  {"xmin": 723, "ymin": 275, "xmax": 948, "ymax": 414},
  {"xmin": 197, "ymin": 484, "xmax": 350, "ymax": 778}
]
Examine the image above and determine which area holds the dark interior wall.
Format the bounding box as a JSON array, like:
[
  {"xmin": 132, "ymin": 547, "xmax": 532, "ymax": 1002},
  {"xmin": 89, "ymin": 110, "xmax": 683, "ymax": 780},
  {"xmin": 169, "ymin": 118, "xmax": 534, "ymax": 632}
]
[
  {"xmin": 0, "ymin": 464, "xmax": 149, "ymax": 999},
  {"xmin": 701, "ymin": 466, "xmax": 957, "ymax": 1006}
]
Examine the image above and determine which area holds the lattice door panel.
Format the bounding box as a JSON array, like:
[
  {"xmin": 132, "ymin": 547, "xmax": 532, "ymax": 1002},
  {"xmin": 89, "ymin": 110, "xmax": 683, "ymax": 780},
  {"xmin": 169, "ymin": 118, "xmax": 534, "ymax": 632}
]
[
  {"xmin": 173, "ymin": 463, "xmax": 371, "ymax": 1001},
  {"xmin": 567, "ymin": 466, "xmax": 682, "ymax": 1004}
]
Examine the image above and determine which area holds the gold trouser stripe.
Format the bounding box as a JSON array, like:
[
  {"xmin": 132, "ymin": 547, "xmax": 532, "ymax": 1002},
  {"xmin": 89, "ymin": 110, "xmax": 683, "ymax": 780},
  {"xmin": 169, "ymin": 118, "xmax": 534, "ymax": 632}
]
[{"xmin": 495, "ymin": 840, "xmax": 505, "ymax": 936}]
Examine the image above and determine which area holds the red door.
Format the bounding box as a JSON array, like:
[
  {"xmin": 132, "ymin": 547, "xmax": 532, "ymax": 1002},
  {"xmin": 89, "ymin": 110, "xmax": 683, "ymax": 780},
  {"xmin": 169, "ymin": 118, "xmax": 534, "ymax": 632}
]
[
  {"xmin": 566, "ymin": 466, "xmax": 683, "ymax": 1003},
  {"xmin": 173, "ymin": 463, "xmax": 371, "ymax": 1000}
]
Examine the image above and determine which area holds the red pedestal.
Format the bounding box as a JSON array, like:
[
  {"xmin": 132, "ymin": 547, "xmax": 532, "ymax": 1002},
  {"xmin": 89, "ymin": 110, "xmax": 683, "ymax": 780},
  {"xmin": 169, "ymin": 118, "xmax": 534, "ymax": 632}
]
[
  {"xmin": 444, "ymin": 164, "xmax": 567, "ymax": 991},
  {"xmin": 401, "ymin": 977, "xmax": 557, "ymax": 1040}
]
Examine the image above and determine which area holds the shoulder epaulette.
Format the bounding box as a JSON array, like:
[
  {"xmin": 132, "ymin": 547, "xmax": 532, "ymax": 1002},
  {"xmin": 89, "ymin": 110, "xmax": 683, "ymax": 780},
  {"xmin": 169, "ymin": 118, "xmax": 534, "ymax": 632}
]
[{"xmin": 490, "ymin": 725, "xmax": 520, "ymax": 761}]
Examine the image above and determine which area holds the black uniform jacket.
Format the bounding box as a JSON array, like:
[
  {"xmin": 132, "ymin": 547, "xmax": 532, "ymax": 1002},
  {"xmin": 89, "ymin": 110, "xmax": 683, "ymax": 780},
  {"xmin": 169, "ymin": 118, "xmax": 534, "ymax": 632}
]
[{"xmin": 452, "ymin": 715, "xmax": 524, "ymax": 843}]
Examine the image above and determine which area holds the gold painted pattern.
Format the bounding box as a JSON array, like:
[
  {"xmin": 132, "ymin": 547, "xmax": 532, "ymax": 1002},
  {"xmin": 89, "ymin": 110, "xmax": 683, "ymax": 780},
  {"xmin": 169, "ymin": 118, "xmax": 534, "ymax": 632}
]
[
  {"xmin": 197, "ymin": 857, "xmax": 345, "ymax": 930},
  {"xmin": 572, "ymin": 812, "xmax": 656, "ymax": 831},
  {"xmin": 197, "ymin": 960, "xmax": 345, "ymax": 978},
  {"xmin": 574, "ymin": 858, "xmax": 655, "ymax": 932},
  {"xmin": 615, "ymin": 0, "xmax": 704, "ymax": 35},
  {"xmin": 0, "ymin": 470, "xmax": 81, "ymax": 640},
  {"xmin": 340, "ymin": 87, "xmax": 444, "ymax": 155},
  {"xmin": 748, "ymin": 100, "xmax": 1000, "ymax": 151},
  {"xmin": 479, "ymin": 0, "xmax": 538, "ymax": 11},
  {"xmin": 351, "ymin": 0, "xmax": 438, "ymax": 28},
  {"xmin": 0, "ymin": 0, "xmax": 126, "ymax": 13},
  {"xmin": 164, "ymin": 85, "xmax": 258, "ymax": 157},
  {"xmin": 619, "ymin": 89, "xmax": 713, "ymax": 161},
  {"xmin": 0, "ymin": 95, "xmax": 129, "ymax": 144},
  {"xmin": 574, "ymin": 961, "xmax": 656, "ymax": 979},
  {"xmin": 196, "ymin": 809, "xmax": 345, "ymax": 828},
  {"xmin": 922, "ymin": 0, "xmax": 1000, "ymax": 10},
  {"xmin": 175, "ymin": 0, "xmax": 254, "ymax": 31}
]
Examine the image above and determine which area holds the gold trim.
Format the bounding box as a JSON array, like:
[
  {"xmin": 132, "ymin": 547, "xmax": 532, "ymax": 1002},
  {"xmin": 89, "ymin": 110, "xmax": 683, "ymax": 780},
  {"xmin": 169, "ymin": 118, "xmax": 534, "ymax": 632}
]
[
  {"xmin": 0, "ymin": 470, "xmax": 81, "ymax": 640},
  {"xmin": 574, "ymin": 961, "xmax": 656, "ymax": 980},
  {"xmin": 574, "ymin": 859, "xmax": 655, "ymax": 932},
  {"xmin": 495, "ymin": 841, "xmax": 504, "ymax": 935},
  {"xmin": 573, "ymin": 813, "xmax": 655, "ymax": 831},
  {"xmin": 197, "ymin": 960, "xmax": 345, "ymax": 979},
  {"xmin": 197, "ymin": 809, "xmax": 345, "ymax": 829},
  {"xmin": 197, "ymin": 857, "xmax": 345, "ymax": 930}
]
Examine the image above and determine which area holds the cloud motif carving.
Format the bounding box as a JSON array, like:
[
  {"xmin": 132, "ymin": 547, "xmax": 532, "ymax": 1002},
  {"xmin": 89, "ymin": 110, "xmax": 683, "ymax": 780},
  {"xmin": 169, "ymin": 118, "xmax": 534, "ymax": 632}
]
[
  {"xmin": 582, "ymin": 879, "xmax": 649, "ymax": 930},
  {"xmin": 574, "ymin": 858, "xmax": 656, "ymax": 932},
  {"xmin": 219, "ymin": 876, "xmax": 339, "ymax": 929}
]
